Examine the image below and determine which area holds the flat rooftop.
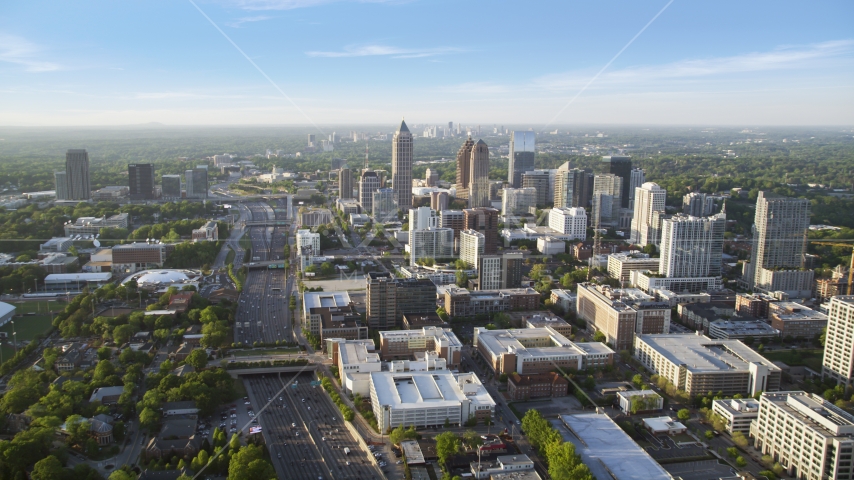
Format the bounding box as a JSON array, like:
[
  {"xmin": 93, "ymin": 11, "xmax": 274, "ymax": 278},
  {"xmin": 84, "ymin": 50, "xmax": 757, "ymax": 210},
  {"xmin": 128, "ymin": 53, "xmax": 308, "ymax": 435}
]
[
  {"xmin": 303, "ymin": 291, "xmax": 352, "ymax": 309},
  {"xmin": 477, "ymin": 327, "xmax": 613, "ymax": 359},
  {"xmin": 636, "ymin": 334, "xmax": 780, "ymax": 374},
  {"xmin": 339, "ymin": 341, "xmax": 379, "ymax": 365},
  {"xmin": 370, "ymin": 370, "xmax": 494, "ymax": 410},
  {"xmin": 556, "ymin": 414, "xmax": 671, "ymax": 480}
]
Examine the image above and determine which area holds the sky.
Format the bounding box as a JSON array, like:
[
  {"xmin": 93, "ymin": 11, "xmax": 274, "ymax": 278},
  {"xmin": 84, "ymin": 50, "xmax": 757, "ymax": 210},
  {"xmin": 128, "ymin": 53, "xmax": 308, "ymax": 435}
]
[{"xmin": 0, "ymin": 0, "xmax": 853, "ymax": 127}]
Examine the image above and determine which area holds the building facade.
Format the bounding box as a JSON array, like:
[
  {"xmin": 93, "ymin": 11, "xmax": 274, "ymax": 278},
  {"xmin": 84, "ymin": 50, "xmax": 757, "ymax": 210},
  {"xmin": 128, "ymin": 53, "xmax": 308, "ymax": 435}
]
[
  {"xmin": 502, "ymin": 188, "xmax": 537, "ymax": 216},
  {"xmin": 367, "ymin": 272, "xmax": 398, "ymax": 329},
  {"xmin": 392, "ymin": 120, "xmax": 413, "ymax": 210},
  {"xmin": 554, "ymin": 163, "xmax": 589, "ymax": 209},
  {"xmin": 455, "ymin": 136, "xmax": 474, "ymax": 199},
  {"xmin": 576, "ymin": 283, "xmax": 671, "ymax": 351},
  {"xmin": 822, "ymin": 296, "xmax": 854, "ymax": 388},
  {"xmin": 65, "ymin": 149, "xmax": 91, "ymax": 201},
  {"xmin": 749, "ymin": 192, "xmax": 812, "ymax": 296},
  {"xmin": 548, "ymin": 207, "xmax": 587, "ymax": 240},
  {"xmin": 508, "ymin": 131, "xmax": 535, "ymax": 188},
  {"xmin": 630, "ymin": 182, "xmax": 667, "ymax": 246},
  {"xmin": 521, "ymin": 170, "xmax": 551, "ymax": 206},
  {"xmin": 128, "ymin": 163, "xmax": 156, "ymax": 200},
  {"xmin": 658, "ymin": 213, "xmax": 726, "ymax": 278},
  {"xmin": 339, "ymin": 167, "xmax": 353, "ymax": 200},
  {"xmin": 463, "ymin": 208, "xmax": 499, "ymax": 254}
]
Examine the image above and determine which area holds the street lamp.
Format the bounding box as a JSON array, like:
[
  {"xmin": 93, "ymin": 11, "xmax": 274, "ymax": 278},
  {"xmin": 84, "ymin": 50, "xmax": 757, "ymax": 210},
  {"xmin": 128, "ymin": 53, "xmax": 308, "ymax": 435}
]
[{"xmin": 10, "ymin": 320, "xmax": 17, "ymax": 355}]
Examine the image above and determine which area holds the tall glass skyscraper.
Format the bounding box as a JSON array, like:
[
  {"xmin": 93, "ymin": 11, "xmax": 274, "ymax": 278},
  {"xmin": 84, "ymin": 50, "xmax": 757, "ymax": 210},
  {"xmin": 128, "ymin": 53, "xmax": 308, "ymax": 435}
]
[
  {"xmin": 508, "ymin": 131, "xmax": 535, "ymax": 188},
  {"xmin": 598, "ymin": 155, "xmax": 632, "ymax": 208},
  {"xmin": 65, "ymin": 149, "xmax": 91, "ymax": 201},
  {"xmin": 391, "ymin": 119, "xmax": 413, "ymax": 210}
]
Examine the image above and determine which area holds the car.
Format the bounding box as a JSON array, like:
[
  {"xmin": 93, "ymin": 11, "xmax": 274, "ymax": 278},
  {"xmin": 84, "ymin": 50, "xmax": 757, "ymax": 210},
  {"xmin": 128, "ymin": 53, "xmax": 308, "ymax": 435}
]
[
  {"xmin": 397, "ymin": 460, "xmax": 403, "ymax": 465},
  {"xmin": 346, "ymin": 461, "xmax": 351, "ymax": 466},
  {"xmin": 292, "ymin": 423, "xmax": 296, "ymax": 428},
  {"xmin": 278, "ymin": 453, "xmax": 282, "ymax": 458},
  {"xmin": 244, "ymin": 401, "xmax": 251, "ymax": 405}
]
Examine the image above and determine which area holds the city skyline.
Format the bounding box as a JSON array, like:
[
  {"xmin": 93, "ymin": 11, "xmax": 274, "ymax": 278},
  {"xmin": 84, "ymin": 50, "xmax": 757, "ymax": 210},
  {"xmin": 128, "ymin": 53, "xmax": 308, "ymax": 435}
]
[{"xmin": 0, "ymin": 1, "xmax": 852, "ymax": 126}]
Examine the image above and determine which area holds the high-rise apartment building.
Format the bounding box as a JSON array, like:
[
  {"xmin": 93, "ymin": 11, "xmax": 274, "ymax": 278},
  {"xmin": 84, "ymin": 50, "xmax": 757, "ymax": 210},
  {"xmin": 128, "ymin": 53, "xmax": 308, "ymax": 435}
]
[
  {"xmin": 501, "ymin": 187, "xmax": 537, "ymax": 216},
  {"xmin": 439, "ymin": 209, "xmax": 465, "ymax": 246},
  {"xmin": 128, "ymin": 163, "xmax": 156, "ymax": 200},
  {"xmin": 367, "ymin": 272, "xmax": 398, "ymax": 329},
  {"xmin": 478, "ymin": 255, "xmax": 504, "ymax": 291},
  {"xmin": 508, "ymin": 131, "xmax": 535, "ymax": 188},
  {"xmin": 548, "ymin": 207, "xmax": 587, "ymax": 240},
  {"xmin": 296, "ymin": 229, "xmax": 320, "ymax": 270},
  {"xmin": 521, "ymin": 170, "xmax": 551, "ymax": 206},
  {"xmin": 65, "ymin": 149, "xmax": 91, "ymax": 201},
  {"xmin": 628, "ymin": 168, "xmax": 645, "ymax": 210},
  {"xmin": 339, "ymin": 167, "xmax": 353, "ymax": 200},
  {"xmin": 429, "ymin": 191, "xmax": 449, "ymax": 212},
  {"xmin": 161, "ymin": 174, "xmax": 182, "ymax": 199},
  {"xmin": 425, "ymin": 168, "xmax": 439, "ymax": 187},
  {"xmin": 409, "ymin": 206, "xmax": 438, "ymax": 231},
  {"xmin": 54, "ymin": 171, "xmax": 68, "ymax": 200},
  {"xmin": 630, "ymin": 182, "xmax": 667, "ymax": 246},
  {"xmin": 591, "ymin": 174, "xmax": 622, "ymax": 228},
  {"xmin": 822, "ymin": 296, "xmax": 854, "ymax": 388},
  {"xmin": 460, "ymin": 230, "xmax": 485, "ymax": 267},
  {"xmin": 463, "ymin": 207, "xmax": 499, "ymax": 254},
  {"xmin": 391, "ymin": 119, "xmax": 413, "ymax": 210},
  {"xmin": 468, "ymin": 140, "xmax": 490, "ymax": 208},
  {"xmin": 577, "ymin": 283, "xmax": 671, "ymax": 351},
  {"xmin": 359, "ymin": 170, "xmax": 380, "ymax": 213},
  {"xmin": 409, "ymin": 228, "xmax": 454, "ymax": 266},
  {"xmin": 554, "ymin": 163, "xmax": 589, "ymax": 208},
  {"xmin": 598, "ymin": 156, "xmax": 632, "ymax": 208},
  {"xmin": 502, "ymin": 252, "xmax": 525, "ymax": 289},
  {"xmin": 455, "ymin": 137, "xmax": 474, "ymax": 199},
  {"xmin": 658, "ymin": 213, "xmax": 726, "ymax": 278},
  {"xmin": 748, "ymin": 192, "xmax": 813, "ymax": 296},
  {"xmin": 372, "ymin": 188, "xmax": 398, "ymax": 223}
]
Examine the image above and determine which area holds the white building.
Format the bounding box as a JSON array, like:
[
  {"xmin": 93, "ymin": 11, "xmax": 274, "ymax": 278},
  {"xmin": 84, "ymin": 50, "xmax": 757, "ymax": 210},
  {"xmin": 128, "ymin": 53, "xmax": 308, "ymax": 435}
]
[
  {"xmin": 409, "ymin": 206, "xmax": 438, "ymax": 231},
  {"xmin": 327, "ymin": 338, "xmax": 381, "ymax": 396},
  {"xmin": 751, "ymin": 391, "xmax": 854, "ymax": 480},
  {"xmin": 711, "ymin": 398, "xmax": 760, "ymax": 434},
  {"xmin": 369, "ymin": 370, "xmax": 496, "ymax": 431},
  {"xmin": 659, "ymin": 213, "xmax": 726, "ymax": 278},
  {"xmin": 408, "ymin": 228, "xmax": 454, "ymax": 267},
  {"xmin": 0, "ymin": 302, "xmax": 16, "ymax": 328},
  {"xmin": 607, "ymin": 252, "xmax": 660, "ymax": 283},
  {"xmin": 617, "ymin": 390, "xmax": 663, "ymax": 414},
  {"xmin": 548, "ymin": 207, "xmax": 587, "ymax": 240},
  {"xmin": 501, "ymin": 187, "xmax": 537, "ymax": 216},
  {"xmin": 822, "ymin": 296, "xmax": 854, "ymax": 388},
  {"xmin": 629, "ymin": 270, "xmax": 724, "ymax": 294},
  {"xmin": 550, "ymin": 289, "xmax": 577, "ymax": 312},
  {"xmin": 537, "ymin": 236, "xmax": 565, "ymax": 255},
  {"xmin": 460, "ymin": 229, "xmax": 484, "ymax": 267},
  {"xmin": 630, "ymin": 182, "xmax": 666, "ymax": 246},
  {"xmin": 707, "ymin": 319, "xmax": 780, "ymax": 340},
  {"xmin": 749, "ymin": 192, "xmax": 813, "ymax": 296},
  {"xmin": 296, "ymin": 229, "xmax": 320, "ymax": 270},
  {"xmin": 477, "ymin": 255, "xmax": 503, "ymax": 291}
]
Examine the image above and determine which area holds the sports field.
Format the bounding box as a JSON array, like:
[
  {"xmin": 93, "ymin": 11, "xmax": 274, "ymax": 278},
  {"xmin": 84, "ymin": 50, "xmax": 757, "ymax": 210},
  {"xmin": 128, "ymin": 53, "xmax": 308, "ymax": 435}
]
[{"xmin": 0, "ymin": 300, "xmax": 62, "ymax": 361}]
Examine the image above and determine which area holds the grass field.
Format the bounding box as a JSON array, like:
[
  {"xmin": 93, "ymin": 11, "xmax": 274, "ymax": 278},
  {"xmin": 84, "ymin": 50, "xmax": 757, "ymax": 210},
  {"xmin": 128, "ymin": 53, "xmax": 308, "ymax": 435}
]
[
  {"xmin": 762, "ymin": 348, "xmax": 824, "ymax": 371},
  {"xmin": 0, "ymin": 300, "xmax": 61, "ymax": 360},
  {"xmin": 225, "ymin": 246, "xmax": 235, "ymax": 265}
]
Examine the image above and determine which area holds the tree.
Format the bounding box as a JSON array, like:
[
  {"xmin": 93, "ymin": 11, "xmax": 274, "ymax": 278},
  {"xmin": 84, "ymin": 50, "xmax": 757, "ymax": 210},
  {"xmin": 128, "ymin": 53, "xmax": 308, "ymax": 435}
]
[
  {"xmin": 108, "ymin": 470, "xmax": 136, "ymax": 480},
  {"xmin": 727, "ymin": 447, "xmax": 739, "ymax": 458},
  {"xmin": 435, "ymin": 431, "xmax": 461, "ymax": 468},
  {"xmin": 227, "ymin": 444, "xmax": 275, "ymax": 480},
  {"xmin": 31, "ymin": 455, "xmax": 64, "ymax": 480},
  {"xmin": 736, "ymin": 456, "xmax": 747, "ymax": 468},
  {"xmin": 230, "ymin": 432, "xmax": 241, "ymax": 451},
  {"xmin": 677, "ymin": 408, "xmax": 691, "ymax": 421},
  {"xmin": 139, "ymin": 407, "xmax": 160, "ymax": 430},
  {"xmin": 704, "ymin": 430, "xmax": 714, "ymax": 440},
  {"xmin": 97, "ymin": 346, "xmax": 112, "ymax": 360},
  {"xmin": 462, "ymin": 430, "xmax": 483, "ymax": 450},
  {"xmin": 731, "ymin": 431, "xmax": 749, "ymax": 448},
  {"xmin": 185, "ymin": 349, "xmax": 209, "ymax": 370},
  {"xmin": 593, "ymin": 331, "xmax": 606, "ymax": 343},
  {"xmin": 65, "ymin": 414, "xmax": 92, "ymax": 446},
  {"xmin": 546, "ymin": 441, "xmax": 593, "ymax": 480}
]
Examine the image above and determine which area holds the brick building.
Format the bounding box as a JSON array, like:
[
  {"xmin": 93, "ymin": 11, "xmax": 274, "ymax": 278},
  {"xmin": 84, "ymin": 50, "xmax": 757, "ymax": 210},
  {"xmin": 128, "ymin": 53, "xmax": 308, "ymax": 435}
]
[{"xmin": 507, "ymin": 372, "xmax": 569, "ymax": 401}]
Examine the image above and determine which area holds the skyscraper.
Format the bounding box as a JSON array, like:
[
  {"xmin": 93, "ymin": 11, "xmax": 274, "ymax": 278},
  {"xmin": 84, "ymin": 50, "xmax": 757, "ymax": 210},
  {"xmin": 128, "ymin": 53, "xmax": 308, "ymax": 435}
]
[
  {"xmin": 161, "ymin": 174, "xmax": 182, "ymax": 199},
  {"xmin": 463, "ymin": 207, "xmax": 499, "ymax": 254},
  {"xmin": 748, "ymin": 192, "xmax": 813, "ymax": 296},
  {"xmin": 339, "ymin": 167, "xmax": 353, "ymax": 200},
  {"xmin": 821, "ymin": 296, "xmax": 854, "ymax": 388},
  {"xmin": 367, "ymin": 272, "xmax": 397, "ymax": 329},
  {"xmin": 65, "ymin": 149, "xmax": 91, "ymax": 201},
  {"xmin": 430, "ymin": 191, "xmax": 449, "ymax": 212},
  {"xmin": 372, "ymin": 188, "xmax": 398, "ymax": 224},
  {"xmin": 501, "ymin": 187, "xmax": 537, "ymax": 216},
  {"xmin": 128, "ymin": 163, "xmax": 156, "ymax": 200},
  {"xmin": 468, "ymin": 140, "xmax": 490, "ymax": 208},
  {"xmin": 591, "ymin": 174, "xmax": 622, "ymax": 228},
  {"xmin": 54, "ymin": 171, "xmax": 68, "ymax": 200},
  {"xmin": 409, "ymin": 228, "xmax": 454, "ymax": 266},
  {"xmin": 659, "ymin": 213, "xmax": 726, "ymax": 278},
  {"xmin": 425, "ymin": 168, "xmax": 439, "ymax": 187},
  {"xmin": 184, "ymin": 168, "xmax": 208, "ymax": 199},
  {"xmin": 630, "ymin": 182, "xmax": 667, "ymax": 246},
  {"xmin": 359, "ymin": 170, "xmax": 380, "ymax": 213},
  {"xmin": 598, "ymin": 156, "xmax": 632, "ymax": 208},
  {"xmin": 554, "ymin": 162, "xmax": 589, "ymax": 208},
  {"xmin": 455, "ymin": 136, "xmax": 474, "ymax": 199},
  {"xmin": 521, "ymin": 170, "xmax": 550, "ymax": 206},
  {"xmin": 391, "ymin": 119, "xmax": 413, "ymax": 210},
  {"xmin": 508, "ymin": 131, "xmax": 535, "ymax": 188},
  {"xmin": 307, "ymin": 134, "xmax": 316, "ymax": 148},
  {"xmin": 460, "ymin": 229, "xmax": 485, "ymax": 267},
  {"xmin": 628, "ymin": 168, "xmax": 645, "ymax": 210}
]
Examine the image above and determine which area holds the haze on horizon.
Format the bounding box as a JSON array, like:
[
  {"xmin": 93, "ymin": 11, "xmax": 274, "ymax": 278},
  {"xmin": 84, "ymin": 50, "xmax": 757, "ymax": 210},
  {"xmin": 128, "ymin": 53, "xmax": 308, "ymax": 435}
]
[{"xmin": 1, "ymin": 0, "xmax": 852, "ymax": 127}]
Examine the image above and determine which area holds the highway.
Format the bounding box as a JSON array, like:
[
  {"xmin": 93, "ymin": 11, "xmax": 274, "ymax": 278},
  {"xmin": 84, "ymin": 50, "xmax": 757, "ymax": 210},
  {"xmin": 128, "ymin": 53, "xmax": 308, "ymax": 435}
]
[{"xmin": 245, "ymin": 373, "xmax": 383, "ymax": 480}]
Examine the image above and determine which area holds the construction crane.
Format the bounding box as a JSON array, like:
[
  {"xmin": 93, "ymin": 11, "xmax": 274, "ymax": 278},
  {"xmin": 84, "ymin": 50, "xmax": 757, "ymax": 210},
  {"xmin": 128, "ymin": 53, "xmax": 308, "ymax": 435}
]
[{"xmin": 811, "ymin": 241, "xmax": 854, "ymax": 295}]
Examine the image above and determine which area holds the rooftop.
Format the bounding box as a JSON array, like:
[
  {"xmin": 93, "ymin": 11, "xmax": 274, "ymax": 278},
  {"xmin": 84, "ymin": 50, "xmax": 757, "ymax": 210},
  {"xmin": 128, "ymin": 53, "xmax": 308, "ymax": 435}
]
[
  {"xmin": 303, "ymin": 291, "xmax": 352, "ymax": 310},
  {"xmin": 636, "ymin": 333, "xmax": 781, "ymax": 374},
  {"xmin": 762, "ymin": 391, "xmax": 854, "ymax": 437},
  {"xmin": 370, "ymin": 370, "xmax": 494, "ymax": 410}
]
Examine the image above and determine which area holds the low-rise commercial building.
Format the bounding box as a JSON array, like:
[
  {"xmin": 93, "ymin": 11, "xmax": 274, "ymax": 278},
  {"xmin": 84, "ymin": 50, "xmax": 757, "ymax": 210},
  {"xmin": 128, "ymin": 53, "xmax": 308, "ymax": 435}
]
[
  {"xmin": 378, "ymin": 327, "xmax": 462, "ymax": 368},
  {"xmin": 616, "ymin": 390, "xmax": 663, "ymax": 414},
  {"xmin": 736, "ymin": 292, "xmax": 778, "ymax": 318},
  {"xmin": 707, "ymin": 319, "xmax": 780, "ymax": 340},
  {"xmin": 112, "ymin": 243, "xmax": 175, "ymax": 274},
  {"xmin": 711, "ymin": 398, "xmax": 759, "ymax": 434},
  {"xmin": 470, "ymin": 454, "xmax": 535, "ymax": 480},
  {"xmin": 327, "ymin": 338, "xmax": 381, "ymax": 395},
  {"xmin": 550, "ymin": 289, "xmax": 577, "ymax": 313},
  {"xmin": 370, "ymin": 370, "xmax": 496, "ymax": 431},
  {"xmin": 402, "ymin": 312, "xmax": 448, "ymax": 330},
  {"xmin": 63, "ymin": 213, "xmax": 129, "ymax": 236},
  {"xmin": 750, "ymin": 391, "xmax": 854, "ymax": 480},
  {"xmin": 523, "ymin": 314, "xmax": 573, "ymax": 338},
  {"xmin": 507, "ymin": 372, "xmax": 568, "ymax": 401},
  {"xmin": 607, "ymin": 253, "xmax": 660, "ymax": 283},
  {"xmin": 629, "ymin": 270, "xmax": 723, "ymax": 294},
  {"xmin": 44, "ymin": 272, "xmax": 113, "ymax": 292},
  {"xmin": 191, "ymin": 221, "xmax": 218, "ymax": 242},
  {"xmin": 643, "ymin": 416, "xmax": 687, "ymax": 435},
  {"xmin": 302, "ymin": 291, "xmax": 357, "ymax": 338},
  {"xmin": 769, "ymin": 301, "xmax": 828, "ymax": 339},
  {"xmin": 444, "ymin": 287, "xmax": 540, "ymax": 317},
  {"xmin": 677, "ymin": 301, "xmax": 736, "ymax": 331},
  {"xmin": 537, "ymin": 236, "xmax": 565, "ymax": 255},
  {"xmin": 576, "ymin": 284, "xmax": 671, "ymax": 351},
  {"xmin": 634, "ymin": 333, "xmax": 781, "ymax": 397},
  {"xmin": 474, "ymin": 326, "xmax": 614, "ymax": 375}
]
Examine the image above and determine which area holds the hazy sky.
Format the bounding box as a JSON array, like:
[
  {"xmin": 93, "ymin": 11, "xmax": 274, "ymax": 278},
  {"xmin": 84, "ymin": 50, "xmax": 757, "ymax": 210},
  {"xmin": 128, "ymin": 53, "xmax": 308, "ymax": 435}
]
[{"xmin": 1, "ymin": 0, "xmax": 852, "ymax": 126}]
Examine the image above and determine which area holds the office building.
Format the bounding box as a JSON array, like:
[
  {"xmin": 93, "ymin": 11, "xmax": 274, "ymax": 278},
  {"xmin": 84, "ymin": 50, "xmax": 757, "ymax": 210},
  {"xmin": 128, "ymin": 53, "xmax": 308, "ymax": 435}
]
[
  {"xmin": 128, "ymin": 163, "xmax": 156, "ymax": 200},
  {"xmin": 707, "ymin": 319, "xmax": 780, "ymax": 340},
  {"xmin": 460, "ymin": 230, "xmax": 484, "ymax": 267},
  {"xmin": 307, "ymin": 134, "xmax": 316, "ymax": 147},
  {"xmin": 91, "ymin": 186, "xmax": 128, "ymax": 201},
  {"xmin": 359, "ymin": 170, "xmax": 380, "ymax": 213},
  {"xmin": 550, "ymin": 289, "xmax": 577, "ymax": 313},
  {"xmin": 64, "ymin": 213, "xmax": 129, "ymax": 236},
  {"xmin": 161, "ymin": 174, "xmax": 182, "ymax": 199},
  {"xmin": 630, "ymin": 182, "xmax": 667, "ymax": 246},
  {"xmin": 111, "ymin": 243, "xmax": 175, "ymax": 273},
  {"xmin": 634, "ymin": 334, "xmax": 781, "ymax": 397},
  {"xmin": 392, "ymin": 119, "xmax": 413, "ymax": 210},
  {"xmin": 508, "ymin": 131, "xmax": 535, "ymax": 188},
  {"xmin": 576, "ymin": 283, "xmax": 671, "ymax": 351},
  {"xmin": 769, "ymin": 302, "xmax": 827, "ymax": 339},
  {"xmin": 327, "ymin": 339, "xmax": 380, "ymax": 395},
  {"xmin": 184, "ymin": 168, "xmax": 208, "ymax": 198},
  {"xmin": 475, "ymin": 255, "xmax": 501, "ymax": 290},
  {"xmin": 444, "ymin": 287, "xmax": 540, "ymax": 317},
  {"xmin": 378, "ymin": 327, "xmax": 462, "ymax": 367},
  {"xmin": 537, "ymin": 237, "xmax": 564, "ymax": 255},
  {"xmin": 372, "ymin": 188, "xmax": 398, "ymax": 223},
  {"xmin": 548, "ymin": 207, "xmax": 587, "ymax": 240},
  {"xmin": 455, "ymin": 137, "xmax": 474, "ymax": 199},
  {"xmin": 370, "ymin": 370, "xmax": 495, "ymax": 431},
  {"xmin": 429, "ymin": 191, "xmax": 449, "ymax": 212},
  {"xmin": 598, "ymin": 155, "xmax": 632, "ymax": 208},
  {"xmin": 658, "ymin": 212, "xmax": 726, "ymax": 278},
  {"xmin": 65, "ymin": 149, "xmax": 91, "ymax": 201},
  {"xmin": 751, "ymin": 391, "xmax": 854, "ymax": 480},
  {"xmin": 629, "ymin": 271, "xmax": 723, "ymax": 294},
  {"xmin": 191, "ymin": 221, "xmax": 218, "ymax": 242},
  {"xmin": 683, "ymin": 192, "xmax": 717, "ymax": 217},
  {"xmin": 822, "ymin": 296, "xmax": 854, "ymax": 388},
  {"xmin": 628, "ymin": 168, "xmax": 645, "ymax": 210},
  {"xmin": 468, "ymin": 140, "xmax": 490, "ymax": 208},
  {"xmin": 502, "ymin": 188, "xmax": 537, "ymax": 216},
  {"xmin": 616, "ymin": 390, "xmax": 663, "ymax": 414},
  {"xmin": 409, "ymin": 228, "xmax": 453, "ymax": 266},
  {"xmin": 502, "ymin": 252, "xmax": 525, "ymax": 289},
  {"xmin": 54, "ymin": 171, "xmax": 69, "ymax": 200},
  {"xmin": 475, "ymin": 326, "xmax": 614, "ymax": 375},
  {"xmin": 302, "ymin": 291, "xmax": 360, "ymax": 339},
  {"xmin": 339, "ymin": 167, "xmax": 353, "ymax": 200},
  {"xmin": 425, "ymin": 168, "xmax": 439, "ymax": 187},
  {"xmin": 439, "ymin": 210, "xmax": 465, "ymax": 244},
  {"xmin": 396, "ymin": 278, "xmax": 438, "ymax": 320},
  {"xmin": 295, "ymin": 229, "xmax": 320, "ymax": 270},
  {"xmin": 463, "ymin": 207, "xmax": 499, "ymax": 254},
  {"xmin": 711, "ymin": 398, "xmax": 760, "ymax": 434},
  {"xmin": 507, "ymin": 372, "xmax": 569, "ymax": 401},
  {"xmin": 607, "ymin": 252, "xmax": 660, "ymax": 283},
  {"xmin": 591, "ymin": 174, "xmax": 622, "ymax": 228},
  {"xmin": 367, "ymin": 272, "xmax": 398, "ymax": 329},
  {"xmin": 554, "ymin": 162, "xmax": 589, "ymax": 209},
  {"xmin": 521, "ymin": 170, "xmax": 550, "ymax": 206},
  {"xmin": 749, "ymin": 192, "xmax": 813, "ymax": 297}
]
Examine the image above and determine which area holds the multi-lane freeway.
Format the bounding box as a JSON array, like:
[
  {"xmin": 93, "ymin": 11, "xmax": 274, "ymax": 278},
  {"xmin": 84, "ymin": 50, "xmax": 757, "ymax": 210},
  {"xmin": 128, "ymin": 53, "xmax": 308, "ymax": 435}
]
[{"xmin": 245, "ymin": 373, "xmax": 384, "ymax": 480}]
